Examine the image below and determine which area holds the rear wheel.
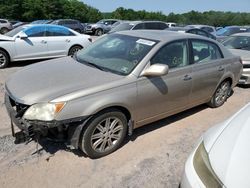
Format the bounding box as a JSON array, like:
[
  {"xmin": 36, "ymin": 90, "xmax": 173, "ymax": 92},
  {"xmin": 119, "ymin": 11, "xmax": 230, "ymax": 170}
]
[
  {"xmin": 68, "ymin": 45, "xmax": 82, "ymax": 56},
  {"xmin": 80, "ymin": 110, "xmax": 127, "ymax": 158},
  {"xmin": 208, "ymin": 80, "xmax": 231, "ymax": 108},
  {"xmin": 95, "ymin": 29, "xmax": 103, "ymax": 36},
  {"xmin": 0, "ymin": 50, "xmax": 10, "ymax": 69}
]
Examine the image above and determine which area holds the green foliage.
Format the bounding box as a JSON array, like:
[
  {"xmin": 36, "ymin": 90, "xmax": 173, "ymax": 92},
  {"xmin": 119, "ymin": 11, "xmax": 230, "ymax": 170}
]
[
  {"xmin": 0, "ymin": 0, "xmax": 250, "ymax": 26},
  {"xmin": 0, "ymin": 0, "xmax": 102, "ymax": 22}
]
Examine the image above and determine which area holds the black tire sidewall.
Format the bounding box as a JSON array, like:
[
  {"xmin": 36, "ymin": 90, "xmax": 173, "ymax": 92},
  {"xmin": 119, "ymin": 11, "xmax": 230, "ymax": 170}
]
[
  {"xmin": 209, "ymin": 81, "xmax": 230, "ymax": 108},
  {"xmin": 81, "ymin": 110, "xmax": 127, "ymax": 158},
  {"xmin": 95, "ymin": 29, "xmax": 103, "ymax": 36},
  {"xmin": 0, "ymin": 50, "xmax": 9, "ymax": 68}
]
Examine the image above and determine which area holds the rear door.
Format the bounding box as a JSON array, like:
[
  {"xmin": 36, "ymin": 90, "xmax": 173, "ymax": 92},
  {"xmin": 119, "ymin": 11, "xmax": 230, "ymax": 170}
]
[
  {"xmin": 45, "ymin": 26, "xmax": 76, "ymax": 57},
  {"xmin": 136, "ymin": 40, "xmax": 193, "ymax": 126},
  {"xmin": 190, "ymin": 39, "xmax": 224, "ymax": 105},
  {"xmin": 14, "ymin": 25, "xmax": 48, "ymax": 60}
]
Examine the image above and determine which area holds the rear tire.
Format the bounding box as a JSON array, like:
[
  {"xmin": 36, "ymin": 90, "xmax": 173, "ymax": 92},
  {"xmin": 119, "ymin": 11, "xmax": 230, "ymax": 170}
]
[
  {"xmin": 0, "ymin": 50, "xmax": 10, "ymax": 69},
  {"xmin": 68, "ymin": 45, "xmax": 82, "ymax": 56},
  {"xmin": 207, "ymin": 80, "xmax": 231, "ymax": 108},
  {"xmin": 80, "ymin": 110, "xmax": 127, "ymax": 158}
]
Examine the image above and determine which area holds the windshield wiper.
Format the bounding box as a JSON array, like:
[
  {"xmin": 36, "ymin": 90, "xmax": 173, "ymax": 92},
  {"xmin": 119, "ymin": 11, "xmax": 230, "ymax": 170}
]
[{"xmin": 78, "ymin": 59, "xmax": 105, "ymax": 71}]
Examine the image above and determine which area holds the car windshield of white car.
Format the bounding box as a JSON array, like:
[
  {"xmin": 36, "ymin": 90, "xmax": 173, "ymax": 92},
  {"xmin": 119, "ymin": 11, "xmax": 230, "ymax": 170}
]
[{"xmin": 76, "ymin": 34, "xmax": 158, "ymax": 75}]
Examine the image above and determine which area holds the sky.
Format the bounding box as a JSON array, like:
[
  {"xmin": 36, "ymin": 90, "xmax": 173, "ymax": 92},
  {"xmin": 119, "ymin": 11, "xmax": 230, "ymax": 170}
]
[{"xmin": 81, "ymin": 0, "xmax": 250, "ymax": 14}]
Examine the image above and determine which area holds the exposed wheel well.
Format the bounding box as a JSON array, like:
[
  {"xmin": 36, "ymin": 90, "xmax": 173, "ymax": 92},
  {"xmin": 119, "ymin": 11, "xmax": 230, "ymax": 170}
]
[
  {"xmin": 95, "ymin": 106, "xmax": 131, "ymax": 122},
  {"xmin": 68, "ymin": 45, "xmax": 83, "ymax": 55},
  {"xmin": 222, "ymin": 77, "xmax": 233, "ymax": 86},
  {"xmin": 0, "ymin": 47, "xmax": 10, "ymax": 61}
]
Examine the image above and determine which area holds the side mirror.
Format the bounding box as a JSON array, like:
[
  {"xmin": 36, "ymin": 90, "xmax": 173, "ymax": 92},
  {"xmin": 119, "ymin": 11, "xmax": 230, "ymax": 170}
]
[
  {"xmin": 18, "ymin": 31, "xmax": 28, "ymax": 39},
  {"xmin": 141, "ymin": 64, "xmax": 169, "ymax": 77}
]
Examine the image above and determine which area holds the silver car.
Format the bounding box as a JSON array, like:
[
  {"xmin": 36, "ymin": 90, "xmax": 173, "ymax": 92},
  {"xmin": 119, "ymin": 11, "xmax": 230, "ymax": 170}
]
[
  {"xmin": 0, "ymin": 19, "xmax": 13, "ymax": 34},
  {"xmin": 0, "ymin": 24, "xmax": 92, "ymax": 68},
  {"xmin": 5, "ymin": 30, "xmax": 242, "ymax": 158},
  {"xmin": 222, "ymin": 33, "xmax": 250, "ymax": 85}
]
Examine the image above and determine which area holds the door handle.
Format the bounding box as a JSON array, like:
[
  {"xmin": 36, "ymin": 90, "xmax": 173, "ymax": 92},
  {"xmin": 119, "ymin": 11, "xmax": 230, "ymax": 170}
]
[
  {"xmin": 65, "ymin": 39, "xmax": 71, "ymax": 43},
  {"xmin": 218, "ymin": 66, "xmax": 224, "ymax": 71},
  {"xmin": 41, "ymin": 40, "xmax": 47, "ymax": 44},
  {"xmin": 183, "ymin": 75, "xmax": 192, "ymax": 81}
]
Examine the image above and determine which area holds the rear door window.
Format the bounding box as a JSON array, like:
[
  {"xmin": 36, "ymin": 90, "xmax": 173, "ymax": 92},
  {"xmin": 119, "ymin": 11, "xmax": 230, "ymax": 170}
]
[
  {"xmin": 46, "ymin": 26, "xmax": 75, "ymax": 36},
  {"xmin": 191, "ymin": 40, "xmax": 223, "ymax": 63}
]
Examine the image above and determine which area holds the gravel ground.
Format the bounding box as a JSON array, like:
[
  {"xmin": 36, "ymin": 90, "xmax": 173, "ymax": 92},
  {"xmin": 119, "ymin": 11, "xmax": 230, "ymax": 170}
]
[{"xmin": 0, "ymin": 59, "xmax": 249, "ymax": 188}]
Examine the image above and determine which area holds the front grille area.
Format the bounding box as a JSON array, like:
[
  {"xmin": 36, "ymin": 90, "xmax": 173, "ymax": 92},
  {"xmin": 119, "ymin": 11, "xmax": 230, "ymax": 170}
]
[{"xmin": 9, "ymin": 96, "xmax": 30, "ymax": 118}]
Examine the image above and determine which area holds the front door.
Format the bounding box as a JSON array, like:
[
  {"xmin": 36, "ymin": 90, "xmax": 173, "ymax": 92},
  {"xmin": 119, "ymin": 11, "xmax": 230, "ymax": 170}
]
[
  {"xmin": 14, "ymin": 25, "xmax": 48, "ymax": 60},
  {"xmin": 136, "ymin": 40, "xmax": 192, "ymax": 126}
]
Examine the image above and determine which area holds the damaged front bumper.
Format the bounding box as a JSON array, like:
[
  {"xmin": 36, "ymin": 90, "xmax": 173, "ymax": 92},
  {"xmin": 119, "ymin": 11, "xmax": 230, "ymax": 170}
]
[{"xmin": 4, "ymin": 94, "xmax": 90, "ymax": 148}]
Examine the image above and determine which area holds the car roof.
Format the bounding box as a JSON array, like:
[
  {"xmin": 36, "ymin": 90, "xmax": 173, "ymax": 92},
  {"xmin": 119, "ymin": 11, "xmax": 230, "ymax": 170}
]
[
  {"xmin": 22, "ymin": 24, "xmax": 71, "ymax": 30},
  {"xmin": 122, "ymin": 20, "xmax": 166, "ymax": 25},
  {"xmin": 116, "ymin": 30, "xmax": 213, "ymax": 42},
  {"xmin": 187, "ymin": 24, "xmax": 214, "ymax": 28}
]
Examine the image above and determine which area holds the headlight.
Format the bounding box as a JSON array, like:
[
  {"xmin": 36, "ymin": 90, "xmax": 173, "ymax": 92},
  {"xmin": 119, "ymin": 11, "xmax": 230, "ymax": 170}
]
[
  {"xmin": 23, "ymin": 102, "xmax": 65, "ymax": 121},
  {"xmin": 193, "ymin": 142, "xmax": 223, "ymax": 188}
]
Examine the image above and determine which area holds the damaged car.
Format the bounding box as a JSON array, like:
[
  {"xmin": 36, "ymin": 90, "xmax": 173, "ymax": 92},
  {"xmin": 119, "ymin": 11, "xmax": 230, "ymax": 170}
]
[{"xmin": 5, "ymin": 30, "xmax": 242, "ymax": 158}]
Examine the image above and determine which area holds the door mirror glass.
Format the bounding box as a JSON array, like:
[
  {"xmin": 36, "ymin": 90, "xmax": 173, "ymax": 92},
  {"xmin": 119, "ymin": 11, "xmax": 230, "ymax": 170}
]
[
  {"xmin": 18, "ymin": 31, "xmax": 28, "ymax": 39},
  {"xmin": 141, "ymin": 64, "xmax": 169, "ymax": 77}
]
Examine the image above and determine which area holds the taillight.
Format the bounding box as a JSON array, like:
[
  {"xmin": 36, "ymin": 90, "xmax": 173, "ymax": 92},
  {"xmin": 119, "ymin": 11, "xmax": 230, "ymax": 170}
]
[{"xmin": 88, "ymin": 38, "xmax": 92, "ymax": 42}]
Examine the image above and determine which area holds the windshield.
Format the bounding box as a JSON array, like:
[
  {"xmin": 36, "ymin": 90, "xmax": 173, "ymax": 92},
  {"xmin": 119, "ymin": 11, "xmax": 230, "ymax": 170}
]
[
  {"xmin": 109, "ymin": 23, "xmax": 134, "ymax": 33},
  {"xmin": 5, "ymin": 25, "xmax": 26, "ymax": 37},
  {"xmin": 75, "ymin": 34, "xmax": 157, "ymax": 75},
  {"xmin": 223, "ymin": 36, "xmax": 250, "ymax": 51}
]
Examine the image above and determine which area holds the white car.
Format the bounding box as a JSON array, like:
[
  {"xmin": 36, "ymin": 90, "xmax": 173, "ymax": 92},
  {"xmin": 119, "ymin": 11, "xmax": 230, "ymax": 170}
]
[
  {"xmin": 181, "ymin": 103, "xmax": 250, "ymax": 188},
  {"xmin": 0, "ymin": 24, "xmax": 92, "ymax": 68},
  {"xmin": 222, "ymin": 33, "xmax": 250, "ymax": 85}
]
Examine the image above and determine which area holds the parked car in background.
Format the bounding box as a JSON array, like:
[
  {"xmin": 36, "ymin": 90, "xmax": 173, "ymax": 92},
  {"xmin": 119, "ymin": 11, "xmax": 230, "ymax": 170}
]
[
  {"xmin": 166, "ymin": 27, "xmax": 216, "ymax": 40},
  {"xmin": 4, "ymin": 30, "xmax": 242, "ymax": 158},
  {"xmin": 85, "ymin": 19, "xmax": 120, "ymax": 36},
  {"xmin": 12, "ymin": 22, "xmax": 27, "ymax": 29},
  {"xmin": 166, "ymin": 22, "xmax": 176, "ymax": 27},
  {"xmin": 222, "ymin": 33, "xmax": 250, "ymax": 85},
  {"xmin": 109, "ymin": 21, "xmax": 168, "ymax": 33},
  {"xmin": 51, "ymin": 19, "xmax": 85, "ymax": 33},
  {"xmin": 185, "ymin": 25, "xmax": 217, "ymax": 35},
  {"xmin": 0, "ymin": 19, "xmax": 13, "ymax": 34},
  {"xmin": 30, "ymin": 20, "xmax": 53, "ymax": 24},
  {"xmin": 216, "ymin": 26, "xmax": 250, "ymax": 42},
  {"xmin": 0, "ymin": 24, "xmax": 91, "ymax": 68},
  {"xmin": 181, "ymin": 102, "xmax": 250, "ymax": 188}
]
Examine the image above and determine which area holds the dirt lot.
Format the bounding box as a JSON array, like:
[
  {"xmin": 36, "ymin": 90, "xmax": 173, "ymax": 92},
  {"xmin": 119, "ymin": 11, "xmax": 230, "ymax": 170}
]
[{"xmin": 0, "ymin": 60, "xmax": 249, "ymax": 188}]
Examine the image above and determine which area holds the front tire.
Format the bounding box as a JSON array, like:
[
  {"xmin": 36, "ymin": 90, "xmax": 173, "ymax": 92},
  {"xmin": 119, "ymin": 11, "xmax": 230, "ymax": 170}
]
[
  {"xmin": 0, "ymin": 27, "xmax": 9, "ymax": 34},
  {"xmin": 95, "ymin": 29, "xmax": 103, "ymax": 36},
  {"xmin": 80, "ymin": 110, "xmax": 127, "ymax": 158},
  {"xmin": 208, "ymin": 80, "xmax": 231, "ymax": 108},
  {"xmin": 0, "ymin": 50, "xmax": 10, "ymax": 69}
]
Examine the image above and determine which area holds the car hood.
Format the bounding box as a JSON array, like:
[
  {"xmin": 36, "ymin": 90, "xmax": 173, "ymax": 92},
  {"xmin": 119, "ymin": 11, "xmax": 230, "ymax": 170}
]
[
  {"xmin": 204, "ymin": 103, "xmax": 250, "ymax": 188},
  {"xmin": 5, "ymin": 57, "xmax": 125, "ymax": 105},
  {"xmin": 229, "ymin": 49, "xmax": 250, "ymax": 61},
  {"xmin": 0, "ymin": 34, "xmax": 14, "ymax": 41}
]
